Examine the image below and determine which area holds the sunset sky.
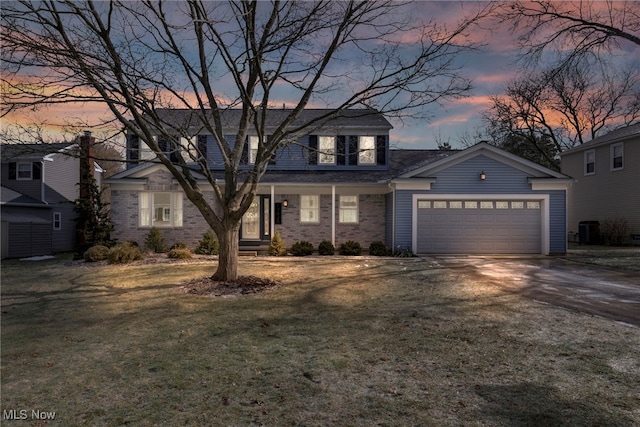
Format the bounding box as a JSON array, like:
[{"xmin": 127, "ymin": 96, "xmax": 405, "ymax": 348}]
[{"xmin": 2, "ymin": 1, "xmax": 638, "ymax": 150}]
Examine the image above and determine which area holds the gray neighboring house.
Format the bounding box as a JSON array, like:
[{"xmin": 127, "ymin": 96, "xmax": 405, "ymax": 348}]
[
  {"xmin": 560, "ymin": 122, "xmax": 640, "ymax": 244},
  {"xmin": 1, "ymin": 139, "xmax": 103, "ymax": 258},
  {"xmin": 107, "ymin": 108, "xmax": 572, "ymax": 255}
]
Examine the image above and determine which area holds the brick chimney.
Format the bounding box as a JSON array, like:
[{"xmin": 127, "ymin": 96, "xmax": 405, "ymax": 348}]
[{"xmin": 76, "ymin": 131, "xmax": 96, "ymax": 250}]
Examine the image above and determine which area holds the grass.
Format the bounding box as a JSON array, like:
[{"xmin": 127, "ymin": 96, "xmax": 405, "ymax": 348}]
[
  {"xmin": 565, "ymin": 243, "xmax": 640, "ymax": 271},
  {"xmin": 1, "ymin": 255, "xmax": 639, "ymax": 426}
]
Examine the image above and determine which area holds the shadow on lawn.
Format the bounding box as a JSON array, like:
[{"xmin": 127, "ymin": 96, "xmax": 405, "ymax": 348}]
[{"xmin": 474, "ymin": 382, "xmax": 631, "ymax": 427}]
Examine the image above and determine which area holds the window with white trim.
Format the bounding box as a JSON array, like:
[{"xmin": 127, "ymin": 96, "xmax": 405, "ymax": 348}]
[
  {"xmin": 17, "ymin": 162, "xmax": 33, "ymax": 180},
  {"xmin": 611, "ymin": 143, "xmax": 623, "ymax": 171},
  {"xmin": 53, "ymin": 212, "xmax": 62, "ymax": 230},
  {"xmin": 319, "ymin": 136, "xmax": 336, "ymax": 165},
  {"xmin": 248, "ymin": 136, "xmax": 260, "ymax": 164},
  {"xmin": 358, "ymin": 136, "xmax": 376, "ymax": 164},
  {"xmin": 584, "ymin": 149, "xmax": 595, "ymax": 175},
  {"xmin": 339, "ymin": 195, "xmax": 358, "ymax": 223},
  {"xmin": 300, "ymin": 195, "xmax": 319, "ymax": 223},
  {"xmin": 139, "ymin": 192, "xmax": 183, "ymax": 227}
]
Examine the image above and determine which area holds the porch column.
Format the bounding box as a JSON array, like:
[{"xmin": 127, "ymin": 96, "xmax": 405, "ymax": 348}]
[
  {"xmin": 331, "ymin": 185, "xmax": 336, "ymax": 246},
  {"xmin": 270, "ymin": 185, "xmax": 275, "ymax": 237}
]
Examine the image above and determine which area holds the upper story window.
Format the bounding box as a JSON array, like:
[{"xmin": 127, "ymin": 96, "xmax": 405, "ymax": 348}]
[
  {"xmin": 139, "ymin": 192, "xmax": 183, "ymax": 228},
  {"xmin": 300, "ymin": 195, "xmax": 319, "ymax": 223},
  {"xmin": 8, "ymin": 162, "xmax": 41, "ymax": 181},
  {"xmin": 584, "ymin": 149, "xmax": 595, "ymax": 175},
  {"xmin": 248, "ymin": 136, "xmax": 260, "ymax": 164},
  {"xmin": 17, "ymin": 162, "xmax": 34, "ymax": 180},
  {"xmin": 611, "ymin": 143, "xmax": 623, "ymax": 171},
  {"xmin": 318, "ymin": 136, "xmax": 336, "ymax": 165},
  {"xmin": 339, "ymin": 195, "xmax": 358, "ymax": 223},
  {"xmin": 358, "ymin": 136, "xmax": 376, "ymax": 164}
]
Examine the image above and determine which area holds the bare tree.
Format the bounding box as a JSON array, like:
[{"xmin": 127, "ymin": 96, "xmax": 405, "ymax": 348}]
[
  {"xmin": 1, "ymin": 0, "xmax": 490, "ymax": 280},
  {"xmin": 498, "ymin": 0, "xmax": 640, "ymax": 69}
]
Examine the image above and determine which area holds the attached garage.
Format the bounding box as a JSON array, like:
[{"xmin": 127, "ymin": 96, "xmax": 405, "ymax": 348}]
[
  {"xmin": 415, "ymin": 197, "xmax": 543, "ymax": 254},
  {"xmin": 391, "ymin": 142, "xmax": 572, "ymax": 256}
]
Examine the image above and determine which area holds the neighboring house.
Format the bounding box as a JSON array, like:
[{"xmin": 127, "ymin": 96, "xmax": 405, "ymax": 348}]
[
  {"xmin": 106, "ymin": 109, "xmax": 572, "ymax": 255},
  {"xmin": 0, "ymin": 135, "xmax": 103, "ymax": 258},
  {"xmin": 560, "ymin": 122, "xmax": 640, "ymax": 244}
]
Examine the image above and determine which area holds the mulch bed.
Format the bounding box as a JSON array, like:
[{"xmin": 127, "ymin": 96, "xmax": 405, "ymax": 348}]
[{"xmin": 177, "ymin": 275, "xmax": 283, "ymax": 297}]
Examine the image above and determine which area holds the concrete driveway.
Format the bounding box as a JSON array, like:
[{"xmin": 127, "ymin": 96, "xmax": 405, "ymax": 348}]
[{"xmin": 429, "ymin": 256, "xmax": 640, "ymax": 327}]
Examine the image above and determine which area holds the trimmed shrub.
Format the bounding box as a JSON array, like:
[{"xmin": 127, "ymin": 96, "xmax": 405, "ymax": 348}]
[
  {"xmin": 83, "ymin": 245, "xmax": 110, "ymax": 262},
  {"xmin": 268, "ymin": 231, "xmax": 287, "ymax": 256},
  {"xmin": 167, "ymin": 248, "xmax": 192, "ymax": 259},
  {"xmin": 339, "ymin": 240, "xmax": 362, "ymax": 256},
  {"xmin": 195, "ymin": 230, "xmax": 219, "ymax": 255},
  {"xmin": 291, "ymin": 241, "xmax": 314, "ymax": 256},
  {"xmin": 145, "ymin": 227, "xmax": 166, "ymax": 253},
  {"xmin": 318, "ymin": 240, "xmax": 335, "ymax": 256},
  {"xmin": 170, "ymin": 242, "xmax": 188, "ymax": 250},
  {"xmin": 369, "ymin": 241, "xmax": 391, "ymax": 256},
  {"xmin": 108, "ymin": 243, "xmax": 144, "ymax": 264},
  {"xmin": 393, "ymin": 248, "xmax": 415, "ymax": 258}
]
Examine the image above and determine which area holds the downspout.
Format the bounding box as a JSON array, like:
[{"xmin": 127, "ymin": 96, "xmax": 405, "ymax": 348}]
[
  {"xmin": 41, "ymin": 160, "xmax": 47, "ymax": 203},
  {"xmin": 389, "ymin": 183, "xmax": 395, "ymax": 250}
]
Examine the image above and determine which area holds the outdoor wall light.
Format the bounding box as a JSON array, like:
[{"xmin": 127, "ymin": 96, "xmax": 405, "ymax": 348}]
[
  {"xmin": 479, "ymin": 171, "xmax": 486, "ymax": 181},
  {"xmin": 282, "ymin": 199, "xmax": 288, "ymax": 207}
]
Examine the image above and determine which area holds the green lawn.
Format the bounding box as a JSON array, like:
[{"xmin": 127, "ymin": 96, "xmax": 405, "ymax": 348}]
[{"xmin": 2, "ymin": 255, "xmax": 639, "ymax": 426}]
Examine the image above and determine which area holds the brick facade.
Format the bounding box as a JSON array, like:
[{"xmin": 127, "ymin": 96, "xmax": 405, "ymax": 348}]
[{"xmin": 110, "ymin": 169, "xmax": 387, "ymax": 251}]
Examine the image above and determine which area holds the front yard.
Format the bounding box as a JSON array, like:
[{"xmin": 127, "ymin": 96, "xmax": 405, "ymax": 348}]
[{"xmin": 1, "ymin": 254, "xmax": 639, "ymax": 426}]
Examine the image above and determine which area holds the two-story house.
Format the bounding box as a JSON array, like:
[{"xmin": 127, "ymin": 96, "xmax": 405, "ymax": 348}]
[
  {"xmin": 106, "ymin": 109, "xmax": 572, "ymax": 255},
  {"xmin": 1, "ymin": 133, "xmax": 103, "ymax": 258},
  {"xmin": 560, "ymin": 122, "xmax": 640, "ymax": 244}
]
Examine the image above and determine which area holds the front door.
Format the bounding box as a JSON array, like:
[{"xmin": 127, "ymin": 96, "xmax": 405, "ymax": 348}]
[{"xmin": 241, "ymin": 196, "xmax": 270, "ymax": 241}]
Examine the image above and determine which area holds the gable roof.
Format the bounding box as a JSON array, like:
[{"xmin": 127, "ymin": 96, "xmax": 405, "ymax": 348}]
[
  {"xmin": 399, "ymin": 142, "xmax": 570, "ymax": 179},
  {"xmin": 0, "ymin": 143, "xmax": 71, "ymax": 162},
  {"xmin": 0, "ymin": 186, "xmax": 48, "ymax": 206},
  {"xmin": 560, "ymin": 122, "xmax": 640, "ymax": 156},
  {"xmin": 147, "ymin": 108, "xmax": 393, "ymax": 133}
]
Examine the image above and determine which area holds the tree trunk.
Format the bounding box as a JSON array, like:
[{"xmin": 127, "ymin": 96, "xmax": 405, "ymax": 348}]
[{"xmin": 212, "ymin": 221, "xmax": 240, "ymax": 281}]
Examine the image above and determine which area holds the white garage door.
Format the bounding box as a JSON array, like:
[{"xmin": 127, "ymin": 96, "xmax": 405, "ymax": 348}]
[{"xmin": 416, "ymin": 199, "xmax": 541, "ymax": 254}]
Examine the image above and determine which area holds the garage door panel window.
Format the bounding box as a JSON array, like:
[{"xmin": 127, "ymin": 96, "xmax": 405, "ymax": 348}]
[
  {"xmin": 527, "ymin": 201, "xmax": 540, "ymax": 209},
  {"xmin": 449, "ymin": 201, "xmax": 462, "ymax": 209},
  {"xmin": 464, "ymin": 201, "xmax": 478, "ymax": 209},
  {"xmin": 434, "ymin": 201, "xmax": 447, "ymax": 209}
]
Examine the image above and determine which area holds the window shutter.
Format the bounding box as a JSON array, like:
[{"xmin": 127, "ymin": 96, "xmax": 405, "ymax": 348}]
[
  {"xmin": 240, "ymin": 137, "xmax": 248, "ymax": 165},
  {"xmin": 376, "ymin": 135, "xmax": 386, "ymax": 166},
  {"xmin": 267, "ymin": 135, "xmax": 276, "ymax": 165},
  {"xmin": 348, "ymin": 136, "xmax": 358, "ymax": 165},
  {"xmin": 337, "ymin": 136, "xmax": 346, "ymax": 165},
  {"xmin": 8, "ymin": 162, "xmax": 16, "ymax": 180},
  {"xmin": 308, "ymin": 135, "xmax": 318, "ymax": 165},
  {"xmin": 169, "ymin": 136, "xmax": 180, "ymax": 163},
  {"xmin": 128, "ymin": 134, "xmax": 140, "ymax": 161},
  {"xmin": 32, "ymin": 162, "xmax": 42, "ymax": 180},
  {"xmin": 197, "ymin": 135, "xmax": 207, "ymax": 161}
]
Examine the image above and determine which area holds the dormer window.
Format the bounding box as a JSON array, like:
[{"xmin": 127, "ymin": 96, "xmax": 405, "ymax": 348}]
[
  {"xmin": 17, "ymin": 162, "xmax": 34, "ymax": 180},
  {"xmin": 319, "ymin": 136, "xmax": 336, "ymax": 164},
  {"xmin": 358, "ymin": 136, "xmax": 376, "ymax": 164}
]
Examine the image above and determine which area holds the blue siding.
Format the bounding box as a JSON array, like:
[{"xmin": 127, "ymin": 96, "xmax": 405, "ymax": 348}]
[
  {"xmin": 394, "ymin": 190, "xmax": 417, "ymax": 251},
  {"xmin": 384, "ymin": 192, "xmax": 393, "ymax": 248},
  {"xmin": 204, "ymin": 134, "xmax": 390, "ymax": 171},
  {"xmin": 546, "ymin": 190, "xmax": 567, "ymax": 253},
  {"xmin": 426, "ymin": 155, "xmax": 532, "ymax": 194}
]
